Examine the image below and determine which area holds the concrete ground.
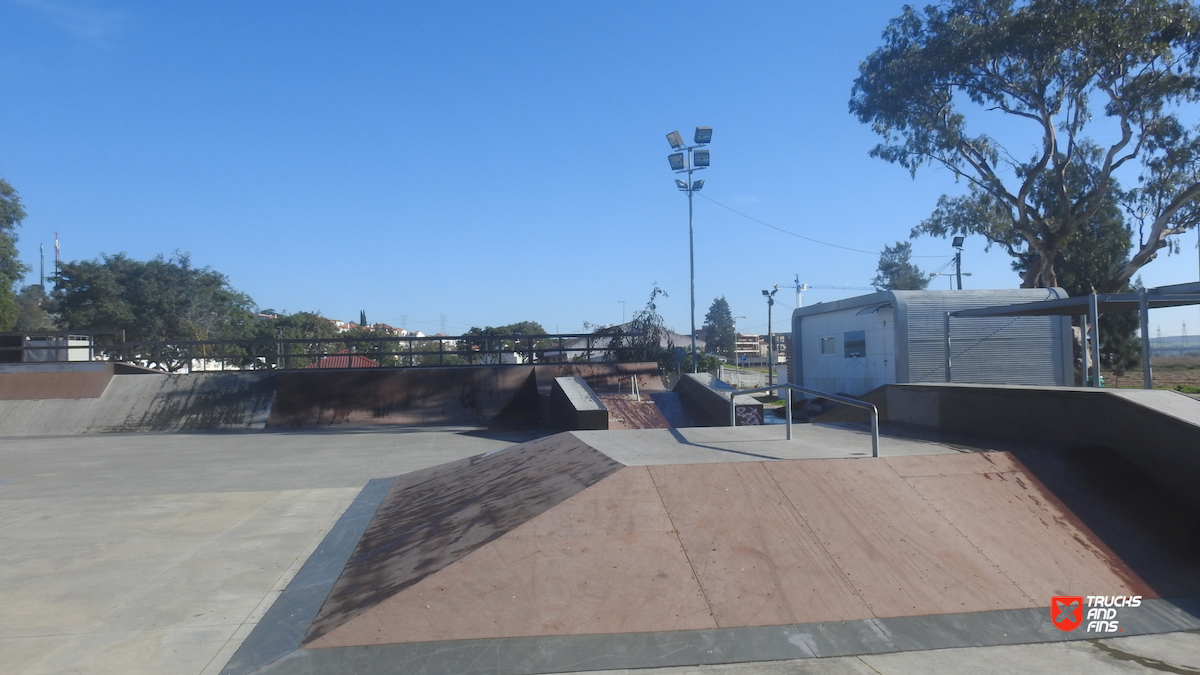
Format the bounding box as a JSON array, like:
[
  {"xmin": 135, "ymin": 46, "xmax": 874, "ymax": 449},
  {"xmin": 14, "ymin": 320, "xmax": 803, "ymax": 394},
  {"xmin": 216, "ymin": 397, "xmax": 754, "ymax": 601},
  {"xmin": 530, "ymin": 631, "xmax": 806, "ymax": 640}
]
[{"xmin": 2, "ymin": 424, "xmax": 1198, "ymax": 675}]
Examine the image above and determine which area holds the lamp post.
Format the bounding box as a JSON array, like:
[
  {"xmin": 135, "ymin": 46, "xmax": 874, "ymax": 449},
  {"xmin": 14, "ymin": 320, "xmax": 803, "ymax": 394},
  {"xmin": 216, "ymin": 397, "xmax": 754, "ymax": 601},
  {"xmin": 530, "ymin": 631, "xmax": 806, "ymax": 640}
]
[
  {"xmin": 762, "ymin": 286, "xmax": 779, "ymax": 390},
  {"xmin": 666, "ymin": 126, "xmax": 712, "ymax": 373},
  {"xmin": 931, "ymin": 272, "xmax": 972, "ymax": 289},
  {"xmin": 732, "ymin": 315, "xmax": 745, "ymax": 387},
  {"xmin": 952, "ymin": 236, "xmax": 965, "ymax": 290}
]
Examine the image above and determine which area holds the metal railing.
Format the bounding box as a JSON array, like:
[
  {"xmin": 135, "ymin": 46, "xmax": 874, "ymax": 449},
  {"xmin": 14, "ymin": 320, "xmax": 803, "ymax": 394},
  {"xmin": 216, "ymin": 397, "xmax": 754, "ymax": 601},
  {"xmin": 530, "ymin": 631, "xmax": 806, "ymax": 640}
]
[
  {"xmin": 1, "ymin": 331, "xmax": 653, "ymax": 372},
  {"xmin": 728, "ymin": 383, "xmax": 880, "ymax": 457},
  {"xmin": 617, "ymin": 375, "xmax": 641, "ymax": 401}
]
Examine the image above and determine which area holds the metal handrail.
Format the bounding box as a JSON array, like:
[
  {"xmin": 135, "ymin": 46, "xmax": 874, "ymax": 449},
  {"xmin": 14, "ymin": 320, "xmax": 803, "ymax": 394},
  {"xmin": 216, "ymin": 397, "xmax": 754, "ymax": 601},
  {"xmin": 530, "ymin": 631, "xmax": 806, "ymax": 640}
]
[{"xmin": 728, "ymin": 383, "xmax": 880, "ymax": 457}]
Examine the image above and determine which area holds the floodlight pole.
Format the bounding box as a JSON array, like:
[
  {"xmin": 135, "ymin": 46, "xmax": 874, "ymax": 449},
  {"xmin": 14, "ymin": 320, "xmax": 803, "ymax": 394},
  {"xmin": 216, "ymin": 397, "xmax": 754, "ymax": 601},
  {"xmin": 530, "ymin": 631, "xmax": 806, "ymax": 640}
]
[
  {"xmin": 666, "ymin": 128, "xmax": 711, "ymax": 373},
  {"xmin": 763, "ymin": 286, "xmax": 779, "ymax": 391},
  {"xmin": 952, "ymin": 237, "xmax": 965, "ymax": 290},
  {"xmin": 688, "ymin": 174, "xmax": 696, "ymax": 371}
]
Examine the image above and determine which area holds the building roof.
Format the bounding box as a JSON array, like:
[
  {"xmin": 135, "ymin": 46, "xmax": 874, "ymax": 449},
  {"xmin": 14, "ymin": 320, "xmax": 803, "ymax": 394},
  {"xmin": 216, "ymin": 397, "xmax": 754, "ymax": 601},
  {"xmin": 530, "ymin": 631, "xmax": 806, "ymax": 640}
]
[{"xmin": 303, "ymin": 350, "xmax": 381, "ymax": 369}]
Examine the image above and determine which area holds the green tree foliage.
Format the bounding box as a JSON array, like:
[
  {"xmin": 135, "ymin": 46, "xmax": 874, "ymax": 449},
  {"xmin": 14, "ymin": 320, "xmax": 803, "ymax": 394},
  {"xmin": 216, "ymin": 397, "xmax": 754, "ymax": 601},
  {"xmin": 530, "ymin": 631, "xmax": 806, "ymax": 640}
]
[
  {"xmin": 597, "ymin": 285, "xmax": 671, "ymax": 365},
  {"xmin": 460, "ymin": 321, "xmax": 551, "ymax": 364},
  {"xmin": 850, "ymin": 0, "xmax": 1200, "ymax": 289},
  {"xmin": 13, "ymin": 285, "xmax": 55, "ymax": 331},
  {"xmin": 1011, "ymin": 180, "xmax": 1144, "ymax": 374},
  {"xmin": 249, "ymin": 311, "xmax": 340, "ymax": 369},
  {"xmin": 703, "ymin": 296, "xmax": 736, "ymax": 360},
  {"xmin": 55, "ymin": 252, "xmax": 255, "ymax": 370},
  {"xmin": 872, "ymin": 241, "xmax": 930, "ymax": 291},
  {"xmin": 0, "ymin": 178, "xmax": 30, "ymax": 330}
]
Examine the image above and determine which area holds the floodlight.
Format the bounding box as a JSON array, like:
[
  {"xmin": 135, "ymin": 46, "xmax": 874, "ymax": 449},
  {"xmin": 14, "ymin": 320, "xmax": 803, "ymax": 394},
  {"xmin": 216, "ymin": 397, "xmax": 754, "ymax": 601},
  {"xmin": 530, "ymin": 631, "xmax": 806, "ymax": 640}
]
[
  {"xmin": 952, "ymin": 236, "xmax": 965, "ymax": 248},
  {"xmin": 692, "ymin": 179, "xmax": 704, "ymax": 191},
  {"xmin": 668, "ymin": 153, "xmax": 686, "ymax": 170},
  {"xmin": 694, "ymin": 126, "xmax": 712, "ymax": 144},
  {"xmin": 675, "ymin": 179, "xmax": 687, "ymax": 189},
  {"xmin": 693, "ymin": 149, "xmax": 710, "ymax": 167},
  {"xmin": 666, "ymin": 131, "xmax": 684, "ymax": 149},
  {"xmin": 762, "ymin": 289, "xmax": 770, "ymax": 296}
]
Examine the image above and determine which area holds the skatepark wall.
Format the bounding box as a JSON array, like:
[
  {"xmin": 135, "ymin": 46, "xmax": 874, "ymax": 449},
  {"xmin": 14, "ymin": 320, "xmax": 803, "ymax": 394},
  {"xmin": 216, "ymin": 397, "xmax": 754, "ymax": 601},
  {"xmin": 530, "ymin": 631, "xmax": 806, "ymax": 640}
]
[
  {"xmin": 819, "ymin": 383, "xmax": 1200, "ymax": 505},
  {"xmin": 0, "ymin": 362, "xmax": 659, "ymax": 435}
]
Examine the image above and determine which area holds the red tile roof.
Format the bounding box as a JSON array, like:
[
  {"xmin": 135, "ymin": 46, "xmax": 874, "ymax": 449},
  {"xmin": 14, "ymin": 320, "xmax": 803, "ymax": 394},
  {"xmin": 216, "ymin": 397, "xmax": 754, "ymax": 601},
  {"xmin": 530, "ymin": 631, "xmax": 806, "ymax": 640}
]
[{"xmin": 302, "ymin": 350, "xmax": 381, "ymax": 369}]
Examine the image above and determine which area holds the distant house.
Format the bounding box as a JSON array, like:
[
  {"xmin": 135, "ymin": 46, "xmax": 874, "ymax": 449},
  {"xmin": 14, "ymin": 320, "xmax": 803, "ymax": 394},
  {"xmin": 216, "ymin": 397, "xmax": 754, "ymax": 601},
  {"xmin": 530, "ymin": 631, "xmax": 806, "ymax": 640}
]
[{"xmin": 303, "ymin": 350, "xmax": 381, "ymax": 369}]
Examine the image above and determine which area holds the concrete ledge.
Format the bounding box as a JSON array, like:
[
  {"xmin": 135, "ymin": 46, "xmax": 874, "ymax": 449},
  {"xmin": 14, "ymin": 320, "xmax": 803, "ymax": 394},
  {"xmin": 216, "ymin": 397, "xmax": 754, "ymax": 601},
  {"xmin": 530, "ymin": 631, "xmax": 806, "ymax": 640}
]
[
  {"xmin": 672, "ymin": 373, "xmax": 762, "ymax": 426},
  {"xmin": 545, "ymin": 376, "xmax": 608, "ymax": 431}
]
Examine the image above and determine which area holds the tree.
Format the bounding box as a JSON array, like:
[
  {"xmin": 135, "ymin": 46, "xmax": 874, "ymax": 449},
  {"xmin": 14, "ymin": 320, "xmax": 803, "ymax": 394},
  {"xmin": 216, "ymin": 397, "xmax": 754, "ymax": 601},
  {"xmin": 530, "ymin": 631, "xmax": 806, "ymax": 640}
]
[
  {"xmin": 703, "ymin": 297, "xmax": 736, "ymax": 360},
  {"xmin": 55, "ymin": 252, "xmax": 256, "ymax": 370},
  {"xmin": 460, "ymin": 321, "xmax": 551, "ymax": 364},
  {"xmin": 1012, "ymin": 179, "xmax": 1144, "ymax": 374},
  {"xmin": 0, "ymin": 178, "xmax": 30, "ymax": 330},
  {"xmin": 590, "ymin": 284, "xmax": 673, "ymax": 365},
  {"xmin": 872, "ymin": 241, "xmax": 930, "ymax": 291},
  {"xmin": 850, "ymin": 0, "xmax": 1200, "ymax": 290},
  {"xmin": 13, "ymin": 285, "xmax": 55, "ymax": 331}
]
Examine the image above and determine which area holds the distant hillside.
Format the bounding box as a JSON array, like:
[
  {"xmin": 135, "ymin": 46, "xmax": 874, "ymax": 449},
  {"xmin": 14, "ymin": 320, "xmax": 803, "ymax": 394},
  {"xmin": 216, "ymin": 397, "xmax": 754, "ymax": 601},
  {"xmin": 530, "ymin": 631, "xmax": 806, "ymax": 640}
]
[{"xmin": 1149, "ymin": 336, "xmax": 1200, "ymax": 355}]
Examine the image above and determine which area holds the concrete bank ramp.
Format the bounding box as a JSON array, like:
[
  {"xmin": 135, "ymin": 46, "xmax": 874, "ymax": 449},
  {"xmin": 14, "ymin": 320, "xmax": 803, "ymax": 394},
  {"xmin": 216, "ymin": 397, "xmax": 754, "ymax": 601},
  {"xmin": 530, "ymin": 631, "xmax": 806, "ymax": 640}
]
[
  {"xmin": 819, "ymin": 383, "xmax": 1200, "ymax": 505},
  {"xmin": 0, "ymin": 372, "xmax": 274, "ymax": 435},
  {"xmin": 225, "ymin": 433, "xmax": 1200, "ymax": 675}
]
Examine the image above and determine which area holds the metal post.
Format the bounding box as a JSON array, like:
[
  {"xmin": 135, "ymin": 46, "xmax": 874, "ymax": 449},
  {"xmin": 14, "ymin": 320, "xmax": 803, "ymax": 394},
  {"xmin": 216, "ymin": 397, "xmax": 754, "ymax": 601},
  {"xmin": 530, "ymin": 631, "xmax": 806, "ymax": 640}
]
[
  {"xmin": 1089, "ymin": 293, "xmax": 1102, "ymax": 387},
  {"xmin": 688, "ymin": 159, "xmax": 697, "ymax": 373},
  {"xmin": 1140, "ymin": 289, "xmax": 1152, "ymax": 389},
  {"xmin": 955, "ymin": 249, "xmax": 963, "ymax": 290},
  {"xmin": 785, "ymin": 386, "xmax": 793, "ymax": 440},
  {"xmin": 870, "ymin": 406, "xmax": 880, "ymax": 458},
  {"xmin": 767, "ymin": 297, "xmax": 774, "ymax": 392},
  {"xmin": 943, "ymin": 311, "xmax": 952, "ymax": 382},
  {"xmin": 729, "ymin": 392, "xmax": 737, "ymax": 427}
]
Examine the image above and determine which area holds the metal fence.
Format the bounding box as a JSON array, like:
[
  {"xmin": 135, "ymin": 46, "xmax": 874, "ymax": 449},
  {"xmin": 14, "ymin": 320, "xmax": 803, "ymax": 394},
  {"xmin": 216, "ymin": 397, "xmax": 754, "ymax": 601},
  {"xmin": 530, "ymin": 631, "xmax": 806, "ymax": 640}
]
[{"xmin": 0, "ymin": 331, "xmax": 653, "ymax": 372}]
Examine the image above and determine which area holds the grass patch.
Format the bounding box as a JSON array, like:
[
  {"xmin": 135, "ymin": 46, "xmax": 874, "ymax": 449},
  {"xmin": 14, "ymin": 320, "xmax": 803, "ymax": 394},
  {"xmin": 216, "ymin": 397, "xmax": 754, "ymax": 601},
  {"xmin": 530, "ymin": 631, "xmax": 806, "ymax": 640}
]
[{"xmin": 1174, "ymin": 385, "xmax": 1200, "ymax": 394}]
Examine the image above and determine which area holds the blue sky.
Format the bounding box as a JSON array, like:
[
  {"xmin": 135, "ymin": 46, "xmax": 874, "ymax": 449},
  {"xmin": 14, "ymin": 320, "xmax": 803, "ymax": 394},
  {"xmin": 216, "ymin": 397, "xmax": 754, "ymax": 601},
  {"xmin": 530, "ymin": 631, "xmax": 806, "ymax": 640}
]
[{"xmin": 3, "ymin": 0, "xmax": 1199, "ymax": 340}]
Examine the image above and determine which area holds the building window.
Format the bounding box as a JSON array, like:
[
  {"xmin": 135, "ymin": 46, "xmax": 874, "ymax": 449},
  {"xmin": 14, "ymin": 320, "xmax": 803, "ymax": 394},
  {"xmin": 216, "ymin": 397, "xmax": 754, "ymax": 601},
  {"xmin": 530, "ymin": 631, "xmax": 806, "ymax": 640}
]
[
  {"xmin": 820, "ymin": 336, "xmax": 835, "ymax": 355},
  {"xmin": 844, "ymin": 330, "xmax": 866, "ymax": 358}
]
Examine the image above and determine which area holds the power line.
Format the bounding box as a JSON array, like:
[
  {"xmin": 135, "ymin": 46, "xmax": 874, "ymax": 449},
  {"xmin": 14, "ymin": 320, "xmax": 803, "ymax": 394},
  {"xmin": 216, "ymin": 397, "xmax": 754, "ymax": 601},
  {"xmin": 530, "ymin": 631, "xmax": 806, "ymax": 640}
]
[{"xmin": 696, "ymin": 192, "xmax": 947, "ymax": 258}]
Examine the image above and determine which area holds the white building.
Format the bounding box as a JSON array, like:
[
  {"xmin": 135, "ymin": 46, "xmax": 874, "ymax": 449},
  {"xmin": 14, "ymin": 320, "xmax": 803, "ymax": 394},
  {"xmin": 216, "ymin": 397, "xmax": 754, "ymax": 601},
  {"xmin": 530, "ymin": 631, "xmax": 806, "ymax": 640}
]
[{"xmin": 791, "ymin": 289, "xmax": 1074, "ymax": 397}]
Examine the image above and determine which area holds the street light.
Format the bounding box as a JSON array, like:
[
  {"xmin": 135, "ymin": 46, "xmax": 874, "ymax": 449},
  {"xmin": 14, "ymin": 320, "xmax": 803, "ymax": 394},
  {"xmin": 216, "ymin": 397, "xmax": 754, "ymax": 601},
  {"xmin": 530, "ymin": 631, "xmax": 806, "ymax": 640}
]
[
  {"xmin": 665, "ymin": 126, "xmax": 712, "ymax": 372},
  {"xmin": 731, "ymin": 315, "xmax": 746, "ymax": 388},
  {"xmin": 952, "ymin": 236, "xmax": 965, "ymax": 290},
  {"xmin": 763, "ymin": 286, "xmax": 779, "ymax": 389},
  {"xmin": 931, "ymin": 272, "xmax": 972, "ymax": 289}
]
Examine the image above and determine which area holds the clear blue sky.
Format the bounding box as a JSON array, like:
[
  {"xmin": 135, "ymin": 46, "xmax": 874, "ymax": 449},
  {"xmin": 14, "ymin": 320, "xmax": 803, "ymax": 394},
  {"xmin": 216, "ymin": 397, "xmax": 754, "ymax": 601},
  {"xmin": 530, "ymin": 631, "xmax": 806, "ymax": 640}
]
[{"xmin": 3, "ymin": 0, "xmax": 1199, "ymax": 339}]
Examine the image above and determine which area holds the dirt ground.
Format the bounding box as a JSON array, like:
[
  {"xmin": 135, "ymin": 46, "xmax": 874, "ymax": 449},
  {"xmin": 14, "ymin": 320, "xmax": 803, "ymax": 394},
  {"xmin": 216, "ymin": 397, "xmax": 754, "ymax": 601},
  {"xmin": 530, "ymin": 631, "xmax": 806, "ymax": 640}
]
[{"xmin": 1102, "ymin": 354, "xmax": 1200, "ymax": 391}]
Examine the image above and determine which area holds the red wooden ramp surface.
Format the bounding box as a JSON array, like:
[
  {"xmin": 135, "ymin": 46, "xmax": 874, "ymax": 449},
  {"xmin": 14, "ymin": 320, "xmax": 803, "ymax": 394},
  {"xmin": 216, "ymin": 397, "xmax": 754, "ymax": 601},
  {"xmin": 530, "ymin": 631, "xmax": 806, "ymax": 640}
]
[{"xmin": 302, "ymin": 439, "xmax": 1200, "ymax": 649}]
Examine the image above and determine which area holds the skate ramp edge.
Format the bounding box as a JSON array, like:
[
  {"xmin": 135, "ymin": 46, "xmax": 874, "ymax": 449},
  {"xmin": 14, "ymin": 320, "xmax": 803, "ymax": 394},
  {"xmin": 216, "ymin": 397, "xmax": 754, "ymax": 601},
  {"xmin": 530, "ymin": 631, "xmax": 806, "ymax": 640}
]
[
  {"xmin": 545, "ymin": 376, "xmax": 608, "ymax": 430},
  {"xmin": 673, "ymin": 373, "xmax": 761, "ymax": 426},
  {"xmin": 820, "ymin": 383, "xmax": 1200, "ymax": 506}
]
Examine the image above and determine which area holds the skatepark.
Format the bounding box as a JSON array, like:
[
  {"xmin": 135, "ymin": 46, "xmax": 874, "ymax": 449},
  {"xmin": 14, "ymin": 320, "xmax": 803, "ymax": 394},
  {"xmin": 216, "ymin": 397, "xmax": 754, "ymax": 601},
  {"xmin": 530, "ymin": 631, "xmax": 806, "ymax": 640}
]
[{"xmin": 2, "ymin": 362, "xmax": 1200, "ymax": 674}]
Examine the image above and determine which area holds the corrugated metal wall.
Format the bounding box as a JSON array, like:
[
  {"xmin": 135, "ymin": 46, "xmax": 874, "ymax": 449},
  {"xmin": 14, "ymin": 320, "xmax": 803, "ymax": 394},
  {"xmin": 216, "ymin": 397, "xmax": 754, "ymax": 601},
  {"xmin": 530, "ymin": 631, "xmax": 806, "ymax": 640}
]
[{"xmin": 902, "ymin": 290, "xmax": 1069, "ymax": 386}]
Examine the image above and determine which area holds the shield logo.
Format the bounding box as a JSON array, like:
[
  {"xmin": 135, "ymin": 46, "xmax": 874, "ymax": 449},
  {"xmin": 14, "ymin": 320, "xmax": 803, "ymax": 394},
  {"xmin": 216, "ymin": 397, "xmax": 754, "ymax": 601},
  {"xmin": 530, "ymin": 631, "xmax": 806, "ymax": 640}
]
[{"xmin": 1051, "ymin": 596, "xmax": 1084, "ymax": 631}]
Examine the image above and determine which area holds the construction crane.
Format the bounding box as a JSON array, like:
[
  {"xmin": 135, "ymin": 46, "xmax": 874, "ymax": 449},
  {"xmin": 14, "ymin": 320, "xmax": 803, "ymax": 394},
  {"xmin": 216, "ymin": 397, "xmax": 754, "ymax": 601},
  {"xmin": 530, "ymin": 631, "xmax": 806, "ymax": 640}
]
[{"xmin": 786, "ymin": 275, "xmax": 874, "ymax": 308}]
